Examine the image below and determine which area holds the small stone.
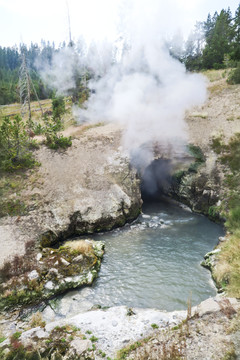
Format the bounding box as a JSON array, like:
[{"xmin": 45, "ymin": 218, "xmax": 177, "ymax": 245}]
[
  {"xmin": 72, "ymin": 254, "xmax": 83, "ymax": 263},
  {"xmin": 160, "ymin": 224, "xmax": 169, "ymax": 229},
  {"xmin": 3, "ymin": 349, "xmax": 10, "ymax": 356},
  {"xmin": 34, "ymin": 328, "xmax": 47, "ymax": 339},
  {"xmin": 60, "ymin": 258, "xmax": 70, "ymax": 266},
  {"xmin": 195, "ymin": 298, "xmax": 221, "ymax": 317},
  {"xmin": 54, "ymin": 261, "xmax": 59, "ymax": 266},
  {"xmin": 112, "ymin": 320, "xmax": 118, "ymax": 327},
  {"xmin": 28, "ymin": 270, "xmax": 39, "ymax": 281},
  {"xmin": 44, "ymin": 281, "xmax": 54, "ymax": 290},
  {"xmin": 219, "ymin": 236, "xmax": 226, "ymax": 242},
  {"xmin": 36, "ymin": 253, "xmax": 42, "ymax": 261},
  {"xmin": 48, "ymin": 268, "xmax": 58, "ymax": 275},
  {"xmin": 70, "ymin": 339, "xmax": 91, "ymax": 355},
  {"xmin": 87, "ymin": 272, "xmax": 94, "ymax": 282}
]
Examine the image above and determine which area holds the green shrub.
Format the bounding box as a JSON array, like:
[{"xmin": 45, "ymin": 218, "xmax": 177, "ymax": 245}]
[
  {"xmin": 43, "ymin": 105, "xmax": 72, "ymax": 150},
  {"xmin": 52, "ymin": 96, "xmax": 65, "ymax": 120},
  {"xmin": 32, "ymin": 122, "xmax": 44, "ymax": 135},
  {"xmin": 220, "ymin": 133, "xmax": 240, "ymax": 173},
  {"xmin": 172, "ymin": 170, "xmax": 185, "ymax": 183},
  {"xmin": 45, "ymin": 134, "xmax": 72, "ymax": 150},
  {"xmin": 11, "ymin": 332, "xmax": 22, "ymax": 340},
  {"xmin": 227, "ymin": 63, "xmax": 240, "ymax": 84},
  {"xmin": 27, "ymin": 139, "xmax": 40, "ymax": 150},
  {"xmin": 0, "ymin": 115, "xmax": 38, "ymax": 171},
  {"xmin": 210, "ymin": 136, "xmax": 224, "ymax": 154},
  {"xmin": 225, "ymin": 206, "xmax": 240, "ymax": 231},
  {"xmin": 187, "ymin": 144, "xmax": 205, "ymax": 163},
  {"xmin": 90, "ymin": 335, "xmax": 98, "ymax": 343}
]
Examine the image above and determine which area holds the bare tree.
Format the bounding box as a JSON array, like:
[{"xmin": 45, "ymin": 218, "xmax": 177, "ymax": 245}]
[
  {"xmin": 19, "ymin": 48, "xmax": 43, "ymax": 131},
  {"xmin": 19, "ymin": 50, "xmax": 32, "ymax": 127}
]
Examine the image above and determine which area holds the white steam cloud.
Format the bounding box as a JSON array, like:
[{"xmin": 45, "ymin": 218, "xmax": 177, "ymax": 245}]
[
  {"xmin": 38, "ymin": 47, "xmax": 78, "ymax": 95},
  {"xmin": 39, "ymin": 0, "xmax": 207, "ymax": 163}
]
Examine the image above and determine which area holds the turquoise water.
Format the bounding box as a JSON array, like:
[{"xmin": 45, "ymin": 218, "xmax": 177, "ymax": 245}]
[{"xmin": 51, "ymin": 199, "xmax": 224, "ymax": 316}]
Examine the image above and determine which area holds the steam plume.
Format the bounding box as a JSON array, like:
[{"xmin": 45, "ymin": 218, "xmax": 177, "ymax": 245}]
[
  {"xmin": 77, "ymin": 0, "xmax": 207, "ymax": 155},
  {"xmin": 39, "ymin": 0, "xmax": 207, "ymax": 164}
]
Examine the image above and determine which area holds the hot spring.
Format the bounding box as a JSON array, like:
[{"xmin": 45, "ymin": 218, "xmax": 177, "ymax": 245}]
[{"xmin": 45, "ymin": 197, "xmax": 223, "ymax": 320}]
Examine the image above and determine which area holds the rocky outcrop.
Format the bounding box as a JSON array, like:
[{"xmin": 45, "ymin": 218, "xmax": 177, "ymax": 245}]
[
  {"xmin": 0, "ymin": 124, "xmax": 142, "ymax": 265},
  {"xmin": 0, "ymin": 296, "xmax": 239, "ymax": 360},
  {"xmin": 169, "ymin": 152, "xmax": 223, "ymax": 220},
  {"xmin": 0, "ymin": 240, "xmax": 104, "ymax": 312},
  {"xmin": 201, "ymin": 248, "xmax": 221, "ymax": 272}
]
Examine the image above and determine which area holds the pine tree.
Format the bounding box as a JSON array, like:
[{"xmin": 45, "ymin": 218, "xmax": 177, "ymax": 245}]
[
  {"xmin": 232, "ymin": 4, "xmax": 240, "ymax": 61},
  {"xmin": 202, "ymin": 9, "xmax": 234, "ymax": 69}
]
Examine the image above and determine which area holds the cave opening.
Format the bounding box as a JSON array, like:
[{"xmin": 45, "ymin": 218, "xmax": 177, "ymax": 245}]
[{"xmin": 140, "ymin": 158, "xmax": 173, "ymax": 203}]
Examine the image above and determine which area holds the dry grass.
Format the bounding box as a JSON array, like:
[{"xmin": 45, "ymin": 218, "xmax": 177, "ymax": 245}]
[
  {"xmin": 208, "ymin": 81, "xmax": 229, "ymax": 95},
  {"xmin": 62, "ymin": 240, "xmax": 93, "ymax": 255},
  {"xmin": 29, "ymin": 311, "xmax": 46, "ymax": 328},
  {"xmin": 72, "ymin": 122, "xmax": 105, "ymax": 137},
  {"xmin": 0, "ymin": 240, "xmax": 36, "ymax": 281},
  {"xmin": 226, "ymin": 309, "xmax": 240, "ymax": 334},
  {"xmin": 0, "ymin": 99, "xmax": 51, "ymax": 120},
  {"xmin": 214, "ymin": 232, "xmax": 240, "ymax": 297},
  {"xmin": 0, "ymin": 98, "xmax": 74, "ymax": 127},
  {"xmin": 202, "ymin": 69, "xmax": 229, "ymax": 82},
  {"xmin": 200, "ymin": 69, "xmax": 231, "ymax": 95},
  {"xmin": 189, "ymin": 112, "xmax": 208, "ymax": 119}
]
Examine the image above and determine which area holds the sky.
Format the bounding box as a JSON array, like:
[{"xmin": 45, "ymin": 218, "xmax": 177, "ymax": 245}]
[{"xmin": 0, "ymin": 0, "xmax": 239, "ymax": 48}]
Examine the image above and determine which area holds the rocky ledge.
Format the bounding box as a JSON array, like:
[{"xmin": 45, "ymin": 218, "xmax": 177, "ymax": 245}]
[
  {"xmin": 0, "ymin": 240, "xmax": 104, "ymax": 313},
  {"xmin": 0, "ymin": 124, "xmax": 142, "ymax": 266},
  {"xmin": 0, "ymin": 296, "xmax": 239, "ymax": 360}
]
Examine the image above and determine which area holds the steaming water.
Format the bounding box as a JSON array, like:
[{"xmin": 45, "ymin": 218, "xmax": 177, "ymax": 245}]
[{"xmin": 47, "ymin": 199, "xmax": 224, "ymax": 319}]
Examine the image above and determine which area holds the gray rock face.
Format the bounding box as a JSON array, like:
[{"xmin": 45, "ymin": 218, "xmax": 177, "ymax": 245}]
[
  {"xmin": 170, "ymin": 153, "xmax": 222, "ymax": 219},
  {"xmin": 0, "ymin": 124, "xmax": 142, "ymax": 264},
  {"xmin": 201, "ymin": 249, "xmax": 221, "ymax": 271}
]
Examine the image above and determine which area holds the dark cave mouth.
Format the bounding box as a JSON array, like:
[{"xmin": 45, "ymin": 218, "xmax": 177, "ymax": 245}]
[{"xmin": 140, "ymin": 158, "xmax": 174, "ymax": 202}]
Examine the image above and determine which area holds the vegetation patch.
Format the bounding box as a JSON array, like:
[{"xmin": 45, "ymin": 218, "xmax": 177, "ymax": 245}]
[
  {"xmin": 0, "ymin": 324, "xmax": 97, "ymax": 360},
  {"xmin": 0, "ymin": 115, "xmax": 39, "ymax": 172},
  {"xmin": 227, "ymin": 63, "xmax": 240, "ymax": 84},
  {"xmin": 187, "ymin": 144, "xmax": 205, "ymax": 173},
  {"xmin": 214, "ymin": 233, "xmax": 240, "ymax": 297},
  {"xmin": 0, "ymin": 198, "xmax": 27, "ymax": 217},
  {"xmin": 0, "ymin": 239, "xmax": 104, "ymax": 312},
  {"xmin": 210, "ymin": 133, "xmax": 240, "ymax": 297}
]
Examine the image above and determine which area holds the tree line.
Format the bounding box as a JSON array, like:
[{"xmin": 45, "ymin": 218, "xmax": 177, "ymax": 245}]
[
  {"xmin": 176, "ymin": 4, "xmax": 240, "ymax": 71},
  {"xmin": 0, "ymin": 41, "xmax": 64, "ymax": 105},
  {"xmin": 0, "ymin": 4, "xmax": 240, "ymax": 106}
]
